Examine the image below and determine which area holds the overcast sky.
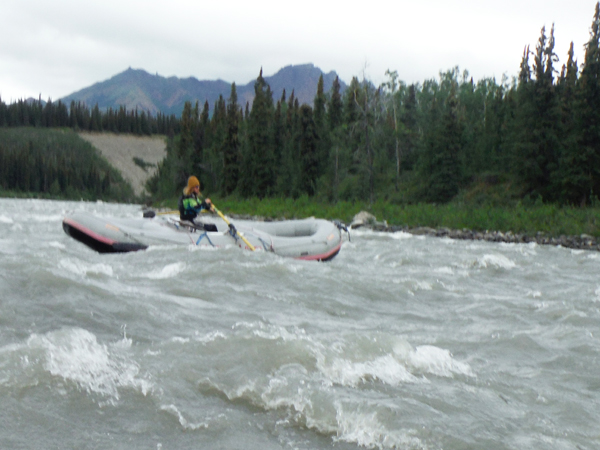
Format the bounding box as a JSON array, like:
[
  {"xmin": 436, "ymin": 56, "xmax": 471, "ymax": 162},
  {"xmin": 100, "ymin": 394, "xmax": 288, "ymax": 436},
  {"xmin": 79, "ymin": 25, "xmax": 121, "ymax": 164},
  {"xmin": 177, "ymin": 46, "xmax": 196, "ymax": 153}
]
[{"xmin": 1, "ymin": 0, "xmax": 598, "ymax": 102}]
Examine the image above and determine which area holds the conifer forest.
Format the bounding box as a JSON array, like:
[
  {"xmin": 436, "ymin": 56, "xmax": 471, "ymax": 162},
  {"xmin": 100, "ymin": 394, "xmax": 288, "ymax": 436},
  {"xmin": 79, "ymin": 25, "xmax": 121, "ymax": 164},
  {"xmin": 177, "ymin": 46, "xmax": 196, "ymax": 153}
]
[{"xmin": 2, "ymin": 3, "xmax": 600, "ymax": 209}]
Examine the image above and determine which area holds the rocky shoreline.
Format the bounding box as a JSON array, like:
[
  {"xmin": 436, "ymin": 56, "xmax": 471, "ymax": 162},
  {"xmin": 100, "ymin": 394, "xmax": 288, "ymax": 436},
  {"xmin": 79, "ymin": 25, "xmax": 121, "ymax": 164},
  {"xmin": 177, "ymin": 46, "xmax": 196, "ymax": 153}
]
[{"xmin": 348, "ymin": 211, "xmax": 600, "ymax": 252}]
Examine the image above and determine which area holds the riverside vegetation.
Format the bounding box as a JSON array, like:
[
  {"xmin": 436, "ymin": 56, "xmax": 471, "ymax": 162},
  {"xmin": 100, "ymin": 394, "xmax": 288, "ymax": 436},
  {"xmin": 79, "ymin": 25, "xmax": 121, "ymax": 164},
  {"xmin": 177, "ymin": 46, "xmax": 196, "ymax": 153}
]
[
  {"xmin": 2, "ymin": 3, "xmax": 600, "ymax": 248},
  {"xmin": 0, "ymin": 128, "xmax": 133, "ymax": 201}
]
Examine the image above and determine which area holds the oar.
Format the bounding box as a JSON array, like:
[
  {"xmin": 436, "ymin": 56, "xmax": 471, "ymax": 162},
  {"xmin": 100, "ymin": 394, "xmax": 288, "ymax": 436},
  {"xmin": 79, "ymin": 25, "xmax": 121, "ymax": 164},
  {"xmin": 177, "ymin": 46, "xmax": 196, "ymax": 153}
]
[
  {"xmin": 212, "ymin": 204, "xmax": 255, "ymax": 251},
  {"xmin": 143, "ymin": 209, "xmax": 213, "ymax": 218},
  {"xmin": 142, "ymin": 210, "xmax": 178, "ymax": 218}
]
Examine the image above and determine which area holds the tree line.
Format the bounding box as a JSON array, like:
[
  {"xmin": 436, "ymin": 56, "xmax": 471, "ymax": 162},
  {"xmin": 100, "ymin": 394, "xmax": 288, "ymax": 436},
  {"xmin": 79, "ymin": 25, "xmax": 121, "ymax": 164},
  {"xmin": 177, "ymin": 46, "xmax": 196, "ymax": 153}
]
[
  {"xmin": 0, "ymin": 97, "xmax": 180, "ymax": 137},
  {"xmin": 148, "ymin": 3, "xmax": 600, "ymax": 207}
]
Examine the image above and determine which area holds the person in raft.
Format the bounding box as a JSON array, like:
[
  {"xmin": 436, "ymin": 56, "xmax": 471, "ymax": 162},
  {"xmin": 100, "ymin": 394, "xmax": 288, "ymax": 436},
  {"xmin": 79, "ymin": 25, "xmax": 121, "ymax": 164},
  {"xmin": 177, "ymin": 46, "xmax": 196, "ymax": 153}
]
[{"xmin": 178, "ymin": 176, "xmax": 214, "ymax": 224}]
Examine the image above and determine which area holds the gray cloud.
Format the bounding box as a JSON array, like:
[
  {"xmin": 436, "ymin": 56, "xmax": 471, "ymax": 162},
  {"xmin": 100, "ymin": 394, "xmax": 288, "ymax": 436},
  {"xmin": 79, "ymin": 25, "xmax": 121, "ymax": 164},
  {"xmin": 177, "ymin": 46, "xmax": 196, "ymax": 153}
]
[{"xmin": 1, "ymin": 0, "xmax": 596, "ymax": 101}]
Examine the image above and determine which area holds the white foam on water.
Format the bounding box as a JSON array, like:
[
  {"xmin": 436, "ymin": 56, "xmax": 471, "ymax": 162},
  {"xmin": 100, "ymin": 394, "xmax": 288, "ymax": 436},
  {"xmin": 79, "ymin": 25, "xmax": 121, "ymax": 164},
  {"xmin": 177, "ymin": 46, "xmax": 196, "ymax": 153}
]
[
  {"xmin": 24, "ymin": 214, "xmax": 65, "ymax": 223},
  {"xmin": 48, "ymin": 241, "xmax": 66, "ymax": 249},
  {"xmin": 517, "ymin": 242, "xmax": 539, "ymax": 255},
  {"xmin": 404, "ymin": 345, "xmax": 475, "ymax": 378},
  {"xmin": 349, "ymin": 229, "xmax": 377, "ymax": 238},
  {"xmin": 261, "ymin": 364, "xmax": 313, "ymax": 416},
  {"xmin": 230, "ymin": 380, "xmax": 259, "ymax": 400},
  {"xmin": 334, "ymin": 405, "xmax": 424, "ymax": 450},
  {"xmin": 312, "ymin": 334, "xmax": 473, "ymax": 388},
  {"xmin": 527, "ymin": 290, "xmax": 543, "ymax": 299},
  {"xmin": 0, "ymin": 215, "xmax": 14, "ymax": 224},
  {"xmin": 321, "ymin": 355, "xmax": 420, "ymax": 387},
  {"xmin": 58, "ymin": 258, "xmax": 114, "ymax": 277},
  {"xmin": 388, "ymin": 231, "xmax": 413, "ymax": 240},
  {"xmin": 145, "ymin": 244, "xmax": 182, "ymax": 253},
  {"xmin": 194, "ymin": 330, "xmax": 227, "ymax": 343},
  {"xmin": 145, "ymin": 262, "xmax": 186, "ymax": 279},
  {"xmin": 258, "ymin": 364, "xmax": 426, "ymax": 450},
  {"xmin": 349, "ymin": 229, "xmax": 411, "ymax": 242},
  {"xmin": 27, "ymin": 328, "xmax": 151, "ymax": 402},
  {"xmin": 411, "ymin": 280, "xmax": 433, "ymax": 291},
  {"xmin": 188, "ymin": 244, "xmax": 220, "ymax": 252},
  {"xmin": 434, "ymin": 266, "xmax": 454, "ymax": 275},
  {"xmin": 440, "ymin": 237, "xmax": 457, "ymax": 245},
  {"xmin": 232, "ymin": 321, "xmax": 309, "ymax": 343},
  {"xmin": 232, "ymin": 255, "xmax": 308, "ymax": 273},
  {"xmin": 0, "ymin": 342, "xmax": 34, "ymax": 388},
  {"xmin": 160, "ymin": 404, "xmax": 209, "ymax": 430},
  {"xmin": 477, "ymin": 254, "xmax": 516, "ymax": 270},
  {"xmin": 314, "ymin": 336, "xmax": 422, "ymax": 388}
]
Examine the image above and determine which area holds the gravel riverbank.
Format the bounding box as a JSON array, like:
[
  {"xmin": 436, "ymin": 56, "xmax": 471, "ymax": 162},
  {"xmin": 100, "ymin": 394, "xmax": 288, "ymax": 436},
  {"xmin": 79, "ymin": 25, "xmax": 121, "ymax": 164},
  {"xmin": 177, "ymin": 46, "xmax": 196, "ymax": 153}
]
[{"xmin": 347, "ymin": 211, "xmax": 600, "ymax": 252}]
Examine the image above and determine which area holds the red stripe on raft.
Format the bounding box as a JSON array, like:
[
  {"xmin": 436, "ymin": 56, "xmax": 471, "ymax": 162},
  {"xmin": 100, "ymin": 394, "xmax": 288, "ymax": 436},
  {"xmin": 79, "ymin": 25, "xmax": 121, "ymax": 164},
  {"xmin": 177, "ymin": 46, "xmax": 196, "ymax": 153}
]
[
  {"xmin": 296, "ymin": 241, "xmax": 342, "ymax": 261},
  {"xmin": 63, "ymin": 218, "xmax": 117, "ymax": 246}
]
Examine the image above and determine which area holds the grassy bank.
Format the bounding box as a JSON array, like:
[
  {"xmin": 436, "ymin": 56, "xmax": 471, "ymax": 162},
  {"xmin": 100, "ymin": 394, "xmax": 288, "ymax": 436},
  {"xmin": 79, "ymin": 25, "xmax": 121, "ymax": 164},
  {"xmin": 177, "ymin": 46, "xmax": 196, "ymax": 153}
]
[{"xmin": 150, "ymin": 196, "xmax": 600, "ymax": 238}]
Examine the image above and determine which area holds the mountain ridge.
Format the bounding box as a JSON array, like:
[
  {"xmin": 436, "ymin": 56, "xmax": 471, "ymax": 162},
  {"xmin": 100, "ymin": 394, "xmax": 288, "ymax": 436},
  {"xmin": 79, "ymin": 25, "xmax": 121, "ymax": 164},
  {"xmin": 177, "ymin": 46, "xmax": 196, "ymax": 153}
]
[{"xmin": 60, "ymin": 64, "xmax": 346, "ymax": 116}]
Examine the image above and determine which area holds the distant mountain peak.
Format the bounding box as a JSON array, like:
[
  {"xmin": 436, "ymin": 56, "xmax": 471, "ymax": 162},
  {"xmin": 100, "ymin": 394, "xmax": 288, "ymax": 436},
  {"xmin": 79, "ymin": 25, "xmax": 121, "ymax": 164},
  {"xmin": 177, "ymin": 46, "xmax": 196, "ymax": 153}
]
[{"xmin": 60, "ymin": 65, "xmax": 346, "ymax": 116}]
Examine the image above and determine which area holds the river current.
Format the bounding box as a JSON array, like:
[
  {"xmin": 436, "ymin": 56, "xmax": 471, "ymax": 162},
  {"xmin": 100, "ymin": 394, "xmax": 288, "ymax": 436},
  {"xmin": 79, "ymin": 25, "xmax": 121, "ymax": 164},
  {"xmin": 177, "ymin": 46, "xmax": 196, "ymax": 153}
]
[{"xmin": 0, "ymin": 198, "xmax": 598, "ymax": 449}]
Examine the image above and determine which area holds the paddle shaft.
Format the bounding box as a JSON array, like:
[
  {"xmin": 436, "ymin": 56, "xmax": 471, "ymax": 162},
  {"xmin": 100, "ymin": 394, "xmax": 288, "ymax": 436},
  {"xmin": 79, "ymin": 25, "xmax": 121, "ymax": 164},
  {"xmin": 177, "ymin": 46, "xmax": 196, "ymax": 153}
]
[
  {"xmin": 143, "ymin": 210, "xmax": 178, "ymax": 218},
  {"xmin": 143, "ymin": 209, "xmax": 212, "ymax": 218},
  {"xmin": 213, "ymin": 206, "xmax": 255, "ymax": 251}
]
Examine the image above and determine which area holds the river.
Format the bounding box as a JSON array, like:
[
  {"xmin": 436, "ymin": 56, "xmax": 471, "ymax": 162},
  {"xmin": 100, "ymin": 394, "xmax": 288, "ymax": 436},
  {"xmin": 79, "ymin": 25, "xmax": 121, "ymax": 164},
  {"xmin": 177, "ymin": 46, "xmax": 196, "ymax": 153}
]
[{"xmin": 0, "ymin": 198, "xmax": 598, "ymax": 449}]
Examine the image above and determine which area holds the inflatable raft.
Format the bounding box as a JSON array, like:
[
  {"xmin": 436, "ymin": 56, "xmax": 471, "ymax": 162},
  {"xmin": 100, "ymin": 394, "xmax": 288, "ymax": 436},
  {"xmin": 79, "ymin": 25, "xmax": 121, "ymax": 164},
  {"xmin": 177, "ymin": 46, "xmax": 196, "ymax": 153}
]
[{"xmin": 62, "ymin": 211, "xmax": 346, "ymax": 261}]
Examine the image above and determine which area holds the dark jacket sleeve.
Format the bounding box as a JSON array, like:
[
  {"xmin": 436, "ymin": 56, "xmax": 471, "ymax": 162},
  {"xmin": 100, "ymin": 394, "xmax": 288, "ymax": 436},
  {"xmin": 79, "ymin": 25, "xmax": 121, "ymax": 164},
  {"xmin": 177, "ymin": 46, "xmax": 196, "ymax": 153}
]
[{"xmin": 180, "ymin": 194, "xmax": 210, "ymax": 221}]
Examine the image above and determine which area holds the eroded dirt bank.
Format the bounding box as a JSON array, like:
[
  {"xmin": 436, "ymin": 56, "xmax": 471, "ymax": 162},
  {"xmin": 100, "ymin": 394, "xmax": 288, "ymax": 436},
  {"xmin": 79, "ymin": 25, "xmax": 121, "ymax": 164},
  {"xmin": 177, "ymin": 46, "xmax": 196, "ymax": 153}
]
[{"xmin": 79, "ymin": 132, "xmax": 167, "ymax": 197}]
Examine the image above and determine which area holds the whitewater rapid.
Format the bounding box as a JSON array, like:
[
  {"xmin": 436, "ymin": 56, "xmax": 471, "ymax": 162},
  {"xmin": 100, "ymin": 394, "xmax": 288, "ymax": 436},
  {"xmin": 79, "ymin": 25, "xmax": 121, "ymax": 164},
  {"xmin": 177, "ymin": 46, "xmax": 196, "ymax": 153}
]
[{"xmin": 0, "ymin": 198, "xmax": 598, "ymax": 449}]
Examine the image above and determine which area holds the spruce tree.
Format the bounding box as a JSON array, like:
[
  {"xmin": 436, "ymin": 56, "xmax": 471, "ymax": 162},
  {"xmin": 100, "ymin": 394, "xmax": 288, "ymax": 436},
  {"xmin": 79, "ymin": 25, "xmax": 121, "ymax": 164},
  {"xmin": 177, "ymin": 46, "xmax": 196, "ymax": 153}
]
[
  {"xmin": 314, "ymin": 75, "xmax": 326, "ymax": 126},
  {"xmin": 298, "ymin": 105, "xmax": 319, "ymax": 196},
  {"xmin": 514, "ymin": 25, "xmax": 561, "ymax": 201},
  {"xmin": 69, "ymin": 101, "xmax": 79, "ymax": 129},
  {"xmin": 575, "ymin": 2, "xmax": 600, "ymax": 203},
  {"xmin": 344, "ymin": 77, "xmax": 361, "ymax": 125},
  {"xmin": 175, "ymin": 101, "xmax": 196, "ymax": 187},
  {"xmin": 420, "ymin": 83, "xmax": 463, "ymax": 203},
  {"xmin": 383, "ymin": 70, "xmax": 403, "ymax": 188},
  {"xmin": 56, "ymin": 101, "xmax": 69, "ymax": 127},
  {"xmin": 91, "ymin": 104, "xmax": 103, "ymax": 132},
  {"xmin": 558, "ymin": 41, "xmax": 584, "ymax": 203},
  {"xmin": 0, "ymin": 96, "xmax": 6, "ymax": 127},
  {"xmin": 198, "ymin": 101, "xmax": 210, "ymax": 153},
  {"xmin": 240, "ymin": 69, "xmax": 275, "ymax": 197},
  {"xmin": 313, "ymin": 74, "xmax": 327, "ymax": 180},
  {"xmin": 223, "ymin": 83, "xmax": 241, "ymax": 195},
  {"xmin": 401, "ymin": 84, "xmax": 419, "ymax": 171},
  {"xmin": 206, "ymin": 95, "xmax": 226, "ymax": 192},
  {"xmin": 277, "ymin": 92, "xmax": 301, "ymax": 197},
  {"xmin": 327, "ymin": 76, "xmax": 343, "ymax": 131},
  {"xmin": 178, "ymin": 101, "xmax": 194, "ymax": 161},
  {"xmin": 508, "ymin": 46, "xmax": 535, "ymax": 177},
  {"xmin": 272, "ymin": 100, "xmax": 284, "ymax": 187}
]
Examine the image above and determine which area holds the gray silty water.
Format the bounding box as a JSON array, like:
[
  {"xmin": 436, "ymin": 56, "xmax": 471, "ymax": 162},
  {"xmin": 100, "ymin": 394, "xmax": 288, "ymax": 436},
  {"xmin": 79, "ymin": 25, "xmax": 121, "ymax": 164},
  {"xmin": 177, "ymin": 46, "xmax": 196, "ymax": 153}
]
[{"xmin": 0, "ymin": 198, "xmax": 598, "ymax": 449}]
